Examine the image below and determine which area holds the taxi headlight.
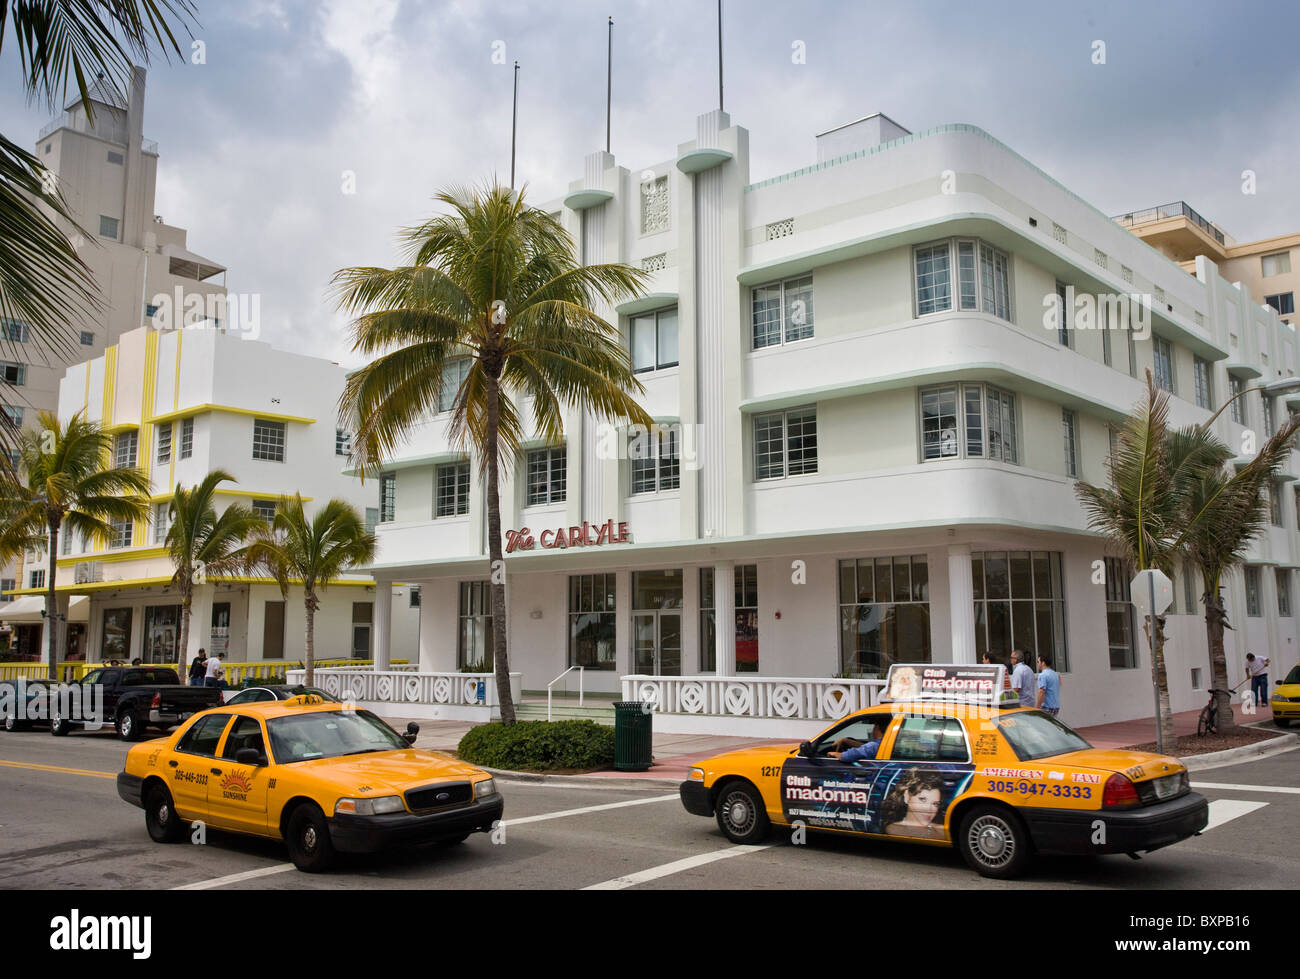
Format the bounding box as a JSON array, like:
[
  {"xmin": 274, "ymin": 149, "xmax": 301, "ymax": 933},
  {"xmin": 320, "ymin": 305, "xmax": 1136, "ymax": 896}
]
[
  {"xmin": 689, "ymin": 767, "xmax": 705, "ymax": 782},
  {"xmin": 475, "ymin": 778, "xmax": 497, "ymax": 799},
  {"xmin": 336, "ymin": 795, "xmax": 405, "ymax": 816}
]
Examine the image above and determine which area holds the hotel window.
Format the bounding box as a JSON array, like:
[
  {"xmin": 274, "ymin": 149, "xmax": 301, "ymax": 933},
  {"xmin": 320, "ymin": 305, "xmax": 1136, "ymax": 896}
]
[
  {"xmin": 1152, "ymin": 337, "xmax": 1174, "ymax": 393},
  {"xmin": 30, "ymin": 569, "xmax": 45, "ymax": 589},
  {"xmin": 526, "ymin": 447, "xmax": 567, "ymax": 505},
  {"xmin": 1229, "ymin": 376, "xmax": 1245, "ymax": 425},
  {"xmin": 1054, "ymin": 282, "xmax": 1071, "ymax": 347},
  {"xmin": 99, "ymin": 215, "xmax": 119, "ymax": 239},
  {"xmin": 435, "ymin": 462, "xmax": 470, "ymax": 517},
  {"xmin": 80, "ymin": 331, "xmax": 94, "ymax": 346},
  {"xmin": 0, "ymin": 578, "xmax": 14, "ymax": 596},
  {"xmin": 838, "ymin": 555, "xmax": 931, "ymax": 676},
  {"xmin": 409, "ymin": 586, "xmax": 421, "ymax": 609},
  {"xmin": 1101, "ymin": 305, "xmax": 1112, "ymax": 366},
  {"xmin": 920, "ymin": 384, "xmax": 1017, "ymax": 463},
  {"xmin": 252, "ymin": 499, "xmax": 277, "ymax": 522},
  {"xmin": 1127, "ymin": 322, "xmax": 1138, "ymax": 379},
  {"xmin": 1244, "ymin": 566, "xmax": 1261, "ymax": 617},
  {"xmin": 751, "ymin": 275, "xmax": 814, "ymax": 349},
  {"xmin": 438, "ymin": 358, "xmax": 471, "ymax": 412},
  {"xmin": 913, "ymin": 238, "xmax": 1011, "ymax": 321},
  {"xmin": 569, "ymin": 573, "xmax": 617, "ymax": 671},
  {"xmin": 1193, "ymin": 357, "xmax": 1212, "ymax": 410},
  {"xmin": 109, "ymin": 518, "xmax": 132, "ymax": 549},
  {"xmin": 156, "ymin": 422, "xmax": 172, "ymax": 465},
  {"xmin": 753, "ymin": 406, "xmax": 817, "ymax": 480},
  {"xmin": 365, "ymin": 507, "xmax": 378, "ymax": 533},
  {"xmin": 1273, "ymin": 283, "xmax": 1295, "ymax": 309},
  {"xmin": 700, "ymin": 567, "xmax": 718, "ymax": 672},
  {"xmin": 457, "ymin": 581, "xmax": 494, "ymax": 670},
  {"xmin": 335, "ymin": 428, "xmax": 351, "ymax": 456},
  {"xmin": 0, "ymin": 362, "xmax": 25, "ymax": 385},
  {"xmin": 1261, "ymin": 252, "xmax": 1291, "ymax": 277},
  {"xmin": 1271, "ymin": 480, "xmax": 1284, "ymax": 527},
  {"xmin": 252, "ymin": 419, "xmax": 285, "ymax": 462},
  {"xmin": 61, "ymin": 528, "xmax": 73, "ymax": 555},
  {"xmin": 1184, "ymin": 560, "xmax": 1198, "ymax": 615},
  {"xmin": 153, "ymin": 502, "xmax": 172, "ymax": 544},
  {"xmin": 631, "ymin": 307, "xmax": 679, "ymax": 371},
  {"xmin": 113, "ymin": 431, "xmax": 138, "ymax": 469},
  {"xmin": 631, "ymin": 428, "xmax": 680, "ymax": 494},
  {"xmin": 973, "ymin": 551, "xmax": 1069, "ymax": 671},
  {"xmin": 0, "ymin": 405, "xmax": 22, "ymax": 430},
  {"xmin": 0, "ymin": 319, "xmax": 29, "ymax": 342},
  {"xmin": 1062, "ymin": 409, "xmax": 1078, "ymax": 478},
  {"xmin": 1262, "ymin": 395, "xmax": 1276, "ymax": 437},
  {"xmin": 1106, "ymin": 424, "xmax": 1118, "ymax": 463},
  {"xmin": 180, "ymin": 418, "xmax": 193, "ymax": 458},
  {"xmin": 1278, "ymin": 569, "xmax": 1292, "ymax": 617},
  {"xmin": 379, "ymin": 472, "xmax": 396, "ymax": 522}
]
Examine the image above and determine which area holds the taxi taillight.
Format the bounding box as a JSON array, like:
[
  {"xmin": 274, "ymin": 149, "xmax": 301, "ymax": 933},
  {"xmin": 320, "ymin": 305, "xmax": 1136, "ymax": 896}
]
[
  {"xmin": 1102, "ymin": 773, "xmax": 1140, "ymax": 808},
  {"xmin": 150, "ymin": 693, "xmax": 161, "ymax": 709}
]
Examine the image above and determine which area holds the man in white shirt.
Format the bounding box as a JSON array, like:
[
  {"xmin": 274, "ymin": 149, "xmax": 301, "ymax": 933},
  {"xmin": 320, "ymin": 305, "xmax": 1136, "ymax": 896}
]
[
  {"xmin": 1245, "ymin": 654, "xmax": 1270, "ymax": 712},
  {"xmin": 204, "ymin": 653, "xmax": 224, "ymax": 689},
  {"xmin": 1010, "ymin": 648, "xmax": 1036, "ymax": 709}
]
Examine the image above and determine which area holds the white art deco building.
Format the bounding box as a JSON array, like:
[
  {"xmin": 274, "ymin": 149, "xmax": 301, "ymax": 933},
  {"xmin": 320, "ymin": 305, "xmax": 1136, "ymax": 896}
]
[{"xmin": 365, "ymin": 109, "xmax": 1299, "ymax": 731}]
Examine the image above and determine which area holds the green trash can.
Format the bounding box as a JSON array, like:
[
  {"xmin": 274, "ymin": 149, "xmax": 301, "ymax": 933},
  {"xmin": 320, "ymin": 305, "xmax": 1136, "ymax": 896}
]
[{"xmin": 613, "ymin": 701, "xmax": 653, "ymax": 772}]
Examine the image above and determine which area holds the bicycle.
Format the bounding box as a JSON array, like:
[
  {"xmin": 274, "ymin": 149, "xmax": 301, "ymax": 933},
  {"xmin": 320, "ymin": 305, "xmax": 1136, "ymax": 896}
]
[{"xmin": 1197, "ymin": 679, "xmax": 1249, "ymax": 736}]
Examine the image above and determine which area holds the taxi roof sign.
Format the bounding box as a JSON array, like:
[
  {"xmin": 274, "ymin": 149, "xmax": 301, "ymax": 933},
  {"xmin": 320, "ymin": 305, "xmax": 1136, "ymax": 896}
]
[
  {"xmin": 283, "ymin": 694, "xmax": 325, "ymax": 707},
  {"xmin": 881, "ymin": 664, "xmax": 1011, "ymax": 706}
]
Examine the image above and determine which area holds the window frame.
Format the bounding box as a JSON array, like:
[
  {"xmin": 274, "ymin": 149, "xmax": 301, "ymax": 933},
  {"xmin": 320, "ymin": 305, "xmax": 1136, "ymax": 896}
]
[
  {"xmin": 913, "ymin": 238, "xmax": 1013, "ymax": 322},
  {"xmin": 1062, "ymin": 408, "xmax": 1078, "ymax": 478},
  {"xmin": 750, "ymin": 276, "xmax": 814, "ymax": 350},
  {"xmin": 1193, "ymin": 356, "xmax": 1213, "ymax": 410},
  {"xmin": 379, "ymin": 472, "xmax": 396, "ymax": 523},
  {"xmin": 179, "ymin": 417, "xmax": 194, "ymax": 459},
  {"xmin": 525, "ymin": 446, "xmax": 567, "ymax": 506},
  {"xmin": 920, "ymin": 383, "xmax": 1018, "ymax": 464},
  {"xmin": 156, "ymin": 422, "xmax": 172, "ymax": 466},
  {"xmin": 630, "ymin": 307, "xmax": 680, "ymax": 372},
  {"xmin": 1244, "ymin": 566, "xmax": 1262, "ymax": 617},
  {"xmin": 1152, "ymin": 336, "xmax": 1175, "ymax": 393},
  {"xmin": 434, "ymin": 462, "xmax": 471, "ymax": 518},
  {"xmin": 1277, "ymin": 568, "xmax": 1292, "ymax": 618},
  {"xmin": 630, "ymin": 428, "xmax": 681, "ymax": 495},
  {"xmin": 1264, "ymin": 293, "xmax": 1295, "ymax": 317},
  {"xmin": 251, "ymin": 418, "xmax": 286, "ymax": 463},
  {"xmin": 0, "ymin": 361, "xmax": 25, "ymax": 386},
  {"xmin": 753, "ymin": 406, "xmax": 818, "ymax": 481},
  {"xmin": 113, "ymin": 431, "xmax": 138, "ymax": 469}
]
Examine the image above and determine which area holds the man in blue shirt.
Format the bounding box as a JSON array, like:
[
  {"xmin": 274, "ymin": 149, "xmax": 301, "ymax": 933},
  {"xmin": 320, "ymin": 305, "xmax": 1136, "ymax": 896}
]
[
  {"xmin": 1010, "ymin": 648, "xmax": 1036, "ymax": 709},
  {"xmin": 828, "ymin": 719, "xmax": 889, "ymax": 762},
  {"xmin": 1036, "ymin": 653, "xmax": 1061, "ymax": 716}
]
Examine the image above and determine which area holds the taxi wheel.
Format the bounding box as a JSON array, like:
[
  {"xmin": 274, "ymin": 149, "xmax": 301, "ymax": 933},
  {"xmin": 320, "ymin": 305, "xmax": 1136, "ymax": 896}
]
[
  {"xmin": 144, "ymin": 783, "xmax": 186, "ymax": 844},
  {"xmin": 958, "ymin": 805, "xmax": 1031, "ymax": 879},
  {"xmin": 714, "ymin": 780, "xmax": 770, "ymax": 845},
  {"xmin": 287, "ymin": 804, "xmax": 337, "ymax": 873}
]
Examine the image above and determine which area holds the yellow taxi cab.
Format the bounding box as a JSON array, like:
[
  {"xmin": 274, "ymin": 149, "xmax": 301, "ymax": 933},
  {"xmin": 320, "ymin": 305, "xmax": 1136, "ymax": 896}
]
[
  {"xmin": 679, "ymin": 664, "xmax": 1209, "ymax": 878},
  {"xmin": 116, "ymin": 695, "xmax": 503, "ymax": 871},
  {"xmin": 1271, "ymin": 664, "xmax": 1300, "ymax": 727}
]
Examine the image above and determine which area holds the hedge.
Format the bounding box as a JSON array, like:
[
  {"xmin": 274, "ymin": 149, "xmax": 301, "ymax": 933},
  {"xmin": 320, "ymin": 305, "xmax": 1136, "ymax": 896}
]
[{"xmin": 457, "ymin": 720, "xmax": 615, "ymax": 771}]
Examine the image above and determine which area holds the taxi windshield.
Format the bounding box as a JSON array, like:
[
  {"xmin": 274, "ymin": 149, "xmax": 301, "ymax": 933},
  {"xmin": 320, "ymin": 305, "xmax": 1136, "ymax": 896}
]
[
  {"xmin": 997, "ymin": 711, "xmax": 1091, "ymax": 761},
  {"xmin": 266, "ymin": 710, "xmax": 407, "ymax": 764},
  {"xmin": 1286, "ymin": 665, "xmax": 1300, "ymax": 685}
]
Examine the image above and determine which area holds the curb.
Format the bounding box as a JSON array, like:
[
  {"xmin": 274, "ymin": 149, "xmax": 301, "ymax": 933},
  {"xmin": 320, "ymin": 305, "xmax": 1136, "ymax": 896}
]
[
  {"xmin": 480, "ymin": 765, "xmax": 682, "ymax": 790},
  {"xmin": 1178, "ymin": 732, "xmax": 1299, "ymax": 772}
]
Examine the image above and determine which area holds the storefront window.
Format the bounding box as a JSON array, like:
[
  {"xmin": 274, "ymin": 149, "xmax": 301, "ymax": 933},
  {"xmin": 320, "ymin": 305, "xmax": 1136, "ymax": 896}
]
[
  {"xmin": 838, "ymin": 556, "xmax": 931, "ymax": 677},
  {"xmin": 699, "ymin": 565, "xmax": 758, "ymax": 673},
  {"xmin": 633, "ymin": 570, "xmax": 682, "ymax": 675},
  {"xmin": 570, "ymin": 573, "xmax": 616, "ymax": 671},
  {"xmin": 458, "ymin": 582, "xmax": 493, "ymax": 671},
  {"xmin": 141, "ymin": 605, "xmax": 181, "ymax": 663},
  {"xmin": 210, "ymin": 602, "xmax": 231, "ymax": 659},
  {"xmin": 1103, "ymin": 556, "xmax": 1136, "ymax": 669},
  {"xmin": 972, "ymin": 551, "xmax": 1068, "ymax": 671}
]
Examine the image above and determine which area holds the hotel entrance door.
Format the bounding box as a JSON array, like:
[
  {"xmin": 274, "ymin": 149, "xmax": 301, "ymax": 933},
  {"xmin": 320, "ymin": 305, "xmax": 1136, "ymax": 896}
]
[{"xmin": 632, "ymin": 570, "xmax": 683, "ymax": 676}]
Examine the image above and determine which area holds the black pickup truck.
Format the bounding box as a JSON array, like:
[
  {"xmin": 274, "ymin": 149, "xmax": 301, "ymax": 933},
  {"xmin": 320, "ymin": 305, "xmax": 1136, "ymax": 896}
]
[{"xmin": 51, "ymin": 666, "xmax": 222, "ymax": 741}]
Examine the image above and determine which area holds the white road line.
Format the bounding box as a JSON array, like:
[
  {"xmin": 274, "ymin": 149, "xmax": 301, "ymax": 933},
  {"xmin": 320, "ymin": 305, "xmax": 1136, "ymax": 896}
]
[
  {"xmin": 172, "ymin": 864, "xmax": 297, "ymax": 890},
  {"xmin": 583, "ymin": 845, "xmax": 773, "ymax": 890},
  {"xmin": 504, "ymin": 793, "xmax": 678, "ymax": 826},
  {"xmin": 1203, "ymin": 799, "xmax": 1268, "ymax": 832},
  {"xmin": 1193, "ymin": 781, "xmax": 1300, "ymax": 795}
]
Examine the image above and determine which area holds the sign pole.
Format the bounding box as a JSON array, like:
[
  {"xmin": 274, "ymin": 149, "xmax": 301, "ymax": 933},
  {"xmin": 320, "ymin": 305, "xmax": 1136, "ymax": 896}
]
[{"xmin": 1148, "ymin": 573, "xmax": 1164, "ymax": 755}]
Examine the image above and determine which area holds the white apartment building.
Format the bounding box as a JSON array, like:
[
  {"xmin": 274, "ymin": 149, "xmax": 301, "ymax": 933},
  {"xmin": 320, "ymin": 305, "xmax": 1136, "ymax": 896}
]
[
  {"xmin": 4, "ymin": 325, "xmax": 419, "ymax": 668},
  {"xmin": 2, "ymin": 67, "xmax": 228, "ymax": 600},
  {"xmin": 364, "ymin": 110, "xmax": 1298, "ymax": 729}
]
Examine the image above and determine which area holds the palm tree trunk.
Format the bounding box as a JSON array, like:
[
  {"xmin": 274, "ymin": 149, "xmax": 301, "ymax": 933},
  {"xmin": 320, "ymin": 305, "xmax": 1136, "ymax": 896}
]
[
  {"xmin": 484, "ymin": 376, "xmax": 516, "ymax": 724},
  {"xmin": 45, "ymin": 520, "xmax": 60, "ymax": 682},
  {"xmin": 305, "ymin": 592, "xmax": 316, "ymax": 686},
  {"xmin": 1204, "ymin": 577, "xmax": 1236, "ymax": 733},
  {"xmin": 1153, "ymin": 618, "xmax": 1177, "ymax": 749},
  {"xmin": 177, "ymin": 577, "xmax": 192, "ymax": 684}
]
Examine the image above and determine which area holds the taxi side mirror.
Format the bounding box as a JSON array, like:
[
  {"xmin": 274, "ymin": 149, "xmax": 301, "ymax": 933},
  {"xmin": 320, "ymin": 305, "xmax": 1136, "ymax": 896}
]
[
  {"xmin": 403, "ymin": 722, "xmax": 419, "ymax": 745},
  {"xmin": 798, "ymin": 741, "xmax": 815, "ymax": 758},
  {"xmin": 235, "ymin": 747, "xmax": 266, "ymax": 767}
]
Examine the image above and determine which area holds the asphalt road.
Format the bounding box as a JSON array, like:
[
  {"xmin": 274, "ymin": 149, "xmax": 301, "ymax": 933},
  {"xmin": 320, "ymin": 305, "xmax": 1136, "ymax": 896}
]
[{"xmin": 1, "ymin": 728, "xmax": 1297, "ymax": 891}]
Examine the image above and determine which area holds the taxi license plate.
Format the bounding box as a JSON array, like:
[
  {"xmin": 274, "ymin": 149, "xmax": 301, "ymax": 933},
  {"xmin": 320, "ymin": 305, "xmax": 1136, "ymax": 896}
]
[{"xmin": 1152, "ymin": 774, "xmax": 1181, "ymax": 800}]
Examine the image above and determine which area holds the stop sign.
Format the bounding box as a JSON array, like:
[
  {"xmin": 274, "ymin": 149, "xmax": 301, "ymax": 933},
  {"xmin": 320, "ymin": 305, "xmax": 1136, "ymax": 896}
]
[{"xmin": 1130, "ymin": 568, "xmax": 1174, "ymax": 615}]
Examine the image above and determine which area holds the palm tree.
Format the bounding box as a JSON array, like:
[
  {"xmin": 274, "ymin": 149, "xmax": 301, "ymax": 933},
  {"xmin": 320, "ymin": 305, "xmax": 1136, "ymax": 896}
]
[
  {"xmin": 1, "ymin": 1, "xmax": 196, "ymax": 459},
  {"xmin": 0, "ymin": 411, "xmax": 149, "ymax": 679},
  {"xmin": 245, "ymin": 495, "xmax": 376, "ymax": 686},
  {"xmin": 333, "ymin": 184, "xmax": 656, "ymax": 723},
  {"xmin": 1179, "ymin": 417, "xmax": 1300, "ymax": 732},
  {"xmin": 164, "ymin": 470, "xmax": 262, "ymax": 683}
]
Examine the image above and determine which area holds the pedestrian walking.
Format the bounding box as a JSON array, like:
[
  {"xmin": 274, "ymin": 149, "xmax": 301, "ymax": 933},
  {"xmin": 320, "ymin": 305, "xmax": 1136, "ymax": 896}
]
[
  {"xmin": 1036, "ymin": 652, "xmax": 1061, "ymax": 716},
  {"xmin": 1010, "ymin": 648, "xmax": 1036, "ymax": 709},
  {"xmin": 1245, "ymin": 653, "xmax": 1271, "ymax": 711}
]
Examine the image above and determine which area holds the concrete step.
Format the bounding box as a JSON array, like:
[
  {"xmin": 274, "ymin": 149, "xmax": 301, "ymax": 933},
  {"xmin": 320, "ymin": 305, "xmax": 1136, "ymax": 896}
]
[{"xmin": 514, "ymin": 702, "xmax": 616, "ymax": 725}]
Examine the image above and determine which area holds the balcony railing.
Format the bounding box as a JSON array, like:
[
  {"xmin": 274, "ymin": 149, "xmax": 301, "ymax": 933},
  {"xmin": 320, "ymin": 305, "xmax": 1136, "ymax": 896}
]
[
  {"xmin": 36, "ymin": 113, "xmax": 157, "ymax": 155},
  {"xmin": 1112, "ymin": 201, "xmax": 1226, "ymax": 246}
]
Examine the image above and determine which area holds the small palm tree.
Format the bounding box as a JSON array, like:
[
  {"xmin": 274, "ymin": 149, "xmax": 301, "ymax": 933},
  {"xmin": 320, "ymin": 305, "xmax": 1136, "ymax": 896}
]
[
  {"xmin": 333, "ymin": 184, "xmax": 655, "ymax": 722},
  {"xmin": 245, "ymin": 495, "xmax": 376, "ymax": 685},
  {"xmin": 0, "ymin": 411, "xmax": 149, "ymax": 679},
  {"xmin": 164, "ymin": 470, "xmax": 262, "ymax": 682}
]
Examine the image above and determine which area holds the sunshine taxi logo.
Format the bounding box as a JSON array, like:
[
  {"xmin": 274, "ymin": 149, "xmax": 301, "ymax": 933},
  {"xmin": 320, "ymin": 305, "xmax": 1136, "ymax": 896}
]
[{"xmin": 220, "ymin": 771, "xmax": 254, "ymax": 801}]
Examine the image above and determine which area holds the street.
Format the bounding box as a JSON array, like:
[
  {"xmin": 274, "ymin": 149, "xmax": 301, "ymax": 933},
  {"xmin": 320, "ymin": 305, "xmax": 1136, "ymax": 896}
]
[{"xmin": 1, "ymin": 730, "xmax": 1297, "ymax": 890}]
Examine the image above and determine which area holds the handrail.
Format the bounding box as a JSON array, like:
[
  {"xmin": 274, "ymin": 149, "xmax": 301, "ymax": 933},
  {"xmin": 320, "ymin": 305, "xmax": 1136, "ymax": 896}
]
[{"xmin": 547, "ymin": 666, "xmax": 584, "ymax": 722}]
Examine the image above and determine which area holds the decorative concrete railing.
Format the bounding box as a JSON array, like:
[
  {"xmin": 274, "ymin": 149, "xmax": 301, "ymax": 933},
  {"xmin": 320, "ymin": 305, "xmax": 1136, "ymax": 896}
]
[
  {"xmin": 288, "ymin": 667, "xmax": 522, "ymax": 722},
  {"xmin": 620, "ymin": 674, "xmax": 887, "ymax": 737}
]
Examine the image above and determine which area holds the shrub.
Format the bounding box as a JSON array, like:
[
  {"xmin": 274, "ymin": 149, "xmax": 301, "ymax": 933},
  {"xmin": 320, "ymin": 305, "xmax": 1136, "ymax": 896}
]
[{"xmin": 457, "ymin": 720, "xmax": 615, "ymax": 771}]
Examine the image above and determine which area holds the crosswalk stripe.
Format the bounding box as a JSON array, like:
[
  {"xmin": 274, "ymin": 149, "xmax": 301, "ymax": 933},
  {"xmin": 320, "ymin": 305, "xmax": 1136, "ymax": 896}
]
[
  {"xmin": 1203, "ymin": 799, "xmax": 1268, "ymax": 832},
  {"xmin": 1193, "ymin": 781, "xmax": 1300, "ymax": 795},
  {"xmin": 583, "ymin": 845, "xmax": 773, "ymax": 890}
]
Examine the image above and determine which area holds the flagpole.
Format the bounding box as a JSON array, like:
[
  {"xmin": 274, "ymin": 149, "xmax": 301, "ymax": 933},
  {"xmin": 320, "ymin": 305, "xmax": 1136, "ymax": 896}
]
[
  {"xmin": 511, "ymin": 60, "xmax": 520, "ymax": 189},
  {"xmin": 606, "ymin": 16, "xmax": 613, "ymax": 154},
  {"xmin": 717, "ymin": 0, "xmax": 723, "ymax": 112}
]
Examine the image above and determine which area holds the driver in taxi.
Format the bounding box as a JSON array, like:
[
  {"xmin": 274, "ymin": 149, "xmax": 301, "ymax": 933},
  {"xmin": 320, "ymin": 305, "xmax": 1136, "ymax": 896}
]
[{"xmin": 827, "ymin": 719, "xmax": 889, "ymax": 762}]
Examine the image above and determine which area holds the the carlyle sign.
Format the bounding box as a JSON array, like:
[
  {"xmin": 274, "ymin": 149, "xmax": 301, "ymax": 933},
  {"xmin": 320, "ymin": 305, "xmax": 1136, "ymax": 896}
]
[{"xmin": 505, "ymin": 520, "xmax": 631, "ymax": 553}]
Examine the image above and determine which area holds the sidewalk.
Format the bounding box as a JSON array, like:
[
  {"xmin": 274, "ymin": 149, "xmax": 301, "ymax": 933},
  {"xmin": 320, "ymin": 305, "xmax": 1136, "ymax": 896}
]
[{"xmin": 382, "ymin": 703, "xmax": 1287, "ymax": 784}]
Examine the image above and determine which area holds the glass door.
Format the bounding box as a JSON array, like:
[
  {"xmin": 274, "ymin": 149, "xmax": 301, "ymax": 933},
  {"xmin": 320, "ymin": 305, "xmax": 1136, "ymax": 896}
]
[{"xmin": 633, "ymin": 612, "xmax": 681, "ymax": 676}]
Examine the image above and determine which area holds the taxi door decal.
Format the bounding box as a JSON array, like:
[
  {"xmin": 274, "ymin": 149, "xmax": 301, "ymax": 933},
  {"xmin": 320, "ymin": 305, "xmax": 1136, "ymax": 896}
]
[{"xmin": 779, "ymin": 756, "xmax": 880, "ymax": 833}]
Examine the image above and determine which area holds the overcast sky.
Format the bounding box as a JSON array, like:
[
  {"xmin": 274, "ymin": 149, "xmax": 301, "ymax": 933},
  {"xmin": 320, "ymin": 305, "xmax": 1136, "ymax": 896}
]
[{"xmin": 3, "ymin": 0, "xmax": 1298, "ymax": 366}]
